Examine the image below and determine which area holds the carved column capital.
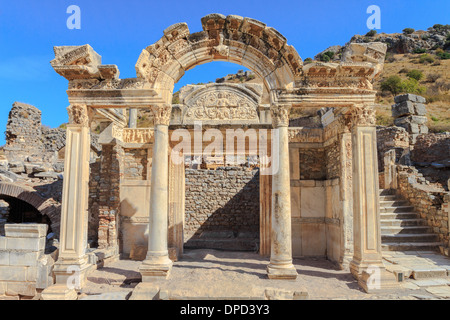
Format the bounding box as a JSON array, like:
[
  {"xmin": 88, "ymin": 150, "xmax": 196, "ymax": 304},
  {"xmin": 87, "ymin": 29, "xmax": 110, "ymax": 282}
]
[
  {"xmin": 270, "ymin": 104, "xmax": 291, "ymax": 128},
  {"xmin": 151, "ymin": 104, "xmax": 172, "ymax": 126},
  {"xmin": 67, "ymin": 104, "xmax": 91, "ymax": 127},
  {"xmin": 346, "ymin": 105, "xmax": 376, "ymax": 129}
]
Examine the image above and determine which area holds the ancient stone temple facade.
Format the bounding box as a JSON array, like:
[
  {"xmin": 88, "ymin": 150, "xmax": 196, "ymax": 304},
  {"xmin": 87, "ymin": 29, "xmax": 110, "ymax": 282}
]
[{"xmin": 41, "ymin": 13, "xmax": 398, "ymax": 299}]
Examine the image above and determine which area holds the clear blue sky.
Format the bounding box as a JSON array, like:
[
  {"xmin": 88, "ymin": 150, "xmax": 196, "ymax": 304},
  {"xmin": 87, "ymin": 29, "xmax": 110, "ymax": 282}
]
[{"xmin": 0, "ymin": 0, "xmax": 448, "ymax": 146}]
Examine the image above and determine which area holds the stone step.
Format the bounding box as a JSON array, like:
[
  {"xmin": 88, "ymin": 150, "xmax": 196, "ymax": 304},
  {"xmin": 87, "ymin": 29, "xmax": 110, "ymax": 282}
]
[
  {"xmin": 379, "ymin": 195, "xmax": 398, "ymax": 201},
  {"xmin": 381, "ymin": 242, "xmax": 442, "ymax": 251},
  {"xmin": 381, "ymin": 212, "xmax": 420, "ymax": 220},
  {"xmin": 380, "ymin": 206, "xmax": 416, "ymax": 213},
  {"xmin": 381, "ymin": 219, "xmax": 427, "ymax": 227},
  {"xmin": 381, "ymin": 226, "xmax": 433, "ymax": 235},
  {"xmin": 381, "ymin": 233, "xmax": 440, "ymax": 243},
  {"xmin": 380, "ymin": 200, "xmax": 409, "ymax": 207},
  {"xmin": 184, "ymin": 238, "xmax": 259, "ymax": 251},
  {"xmin": 379, "ymin": 189, "xmax": 395, "ymax": 196}
]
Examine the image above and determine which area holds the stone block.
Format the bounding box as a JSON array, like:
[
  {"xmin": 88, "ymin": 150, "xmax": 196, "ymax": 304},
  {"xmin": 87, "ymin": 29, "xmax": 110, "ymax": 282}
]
[
  {"xmin": 301, "ymin": 187, "xmax": 325, "ymax": 218},
  {"xmin": 0, "ymin": 281, "xmax": 5, "ymax": 295},
  {"xmin": 0, "ymin": 266, "xmax": 28, "ymax": 281},
  {"xmin": 414, "ymin": 103, "xmax": 427, "ymax": 116},
  {"xmin": 6, "ymin": 282, "xmax": 36, "ymax": 297},
  {"xmin": 391, "ymin": 101, "xmax": 415, "ymax": 118},
  {"xmin": 301, "ymin": 223, "xmax": 326, "ymax": 256},
  {"xmin": 9, "ymin": 251, "xmax": 41, "ymax": 267},
  {"xmin": 394, "ymin": 94, "xmax": 425, "ymax": 104},
  {"xmin": 6, "ymin": 237, "xmax": 45, "ymax": 252},
  {"xmin": 5, "ymin": 224, "xmax": 48, "ymax": 238},
  {"xmin": 0, "ymin": 237, "xmax": 5, "ymax": 250},
  {"xmin": 0, "ymin": 251, "xmax": 9, "ymax": 265}
]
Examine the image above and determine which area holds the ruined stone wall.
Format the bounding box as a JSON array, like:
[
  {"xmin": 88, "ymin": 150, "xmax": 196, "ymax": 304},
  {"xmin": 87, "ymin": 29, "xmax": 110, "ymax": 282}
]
[
  {"xmin": 299, "ymin": 148, "xmax": 326, "ymax": 180},
  {"xmin": 88, "ymin": 159, "xmax": 101, "ymax": 245},
  {"xmin": 397, "ymin": 166, "xmax": 449, "ymax": 245},
  {"xmin": 97, "ymin": 144, "xmax": 123, "ymax": 249},
  {"xmin": 184, "ymin": 167, "xmax": 260, "ymax": 241},
  {"xmin": 391, "ymin": 94, "xmax": 428, "ymax": 145},
  {"xmin": 411, "ymin": 133, "xmax": 450, "ymax": 164},
  {"xmin": 4, "ymin": 102, "xmax": 43, "ymax": 162},
  {"xmin": 376, "ymin": 126, "xmax": 410, "ymax": 172},
  {"xmin": 123, "ymin": 148, "xmax": 149, "ymax": 180},
  {"xmin": 0, "ymin": 200, "xmax": 9, "ymax": 236},
  {"xmin": 325, "ymin": 140, "xmax": 340, "ymax": 179}
]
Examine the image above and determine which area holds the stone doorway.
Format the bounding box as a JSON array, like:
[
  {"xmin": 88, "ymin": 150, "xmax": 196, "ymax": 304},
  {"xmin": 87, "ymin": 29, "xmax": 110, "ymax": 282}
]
[{"xmin": 184, "ymin": 165, "xmax": 260, "ymax": 252}]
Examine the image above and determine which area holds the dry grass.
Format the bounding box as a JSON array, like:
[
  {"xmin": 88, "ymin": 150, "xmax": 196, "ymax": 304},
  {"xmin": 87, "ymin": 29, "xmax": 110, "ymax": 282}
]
[{"xmin": 375, "ymin": 53, "xmax": 450, "ymax": 132}]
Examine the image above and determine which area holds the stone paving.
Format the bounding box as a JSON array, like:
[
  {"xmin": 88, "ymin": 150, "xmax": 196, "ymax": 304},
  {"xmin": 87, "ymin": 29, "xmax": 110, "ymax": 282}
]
[
  {"xmin": 78, "ymin": 249, "xmax": 450, "ymax": 300},
  {"xmin": 383, "ymin": 251, "xmax": 450, "ymax": 299}
]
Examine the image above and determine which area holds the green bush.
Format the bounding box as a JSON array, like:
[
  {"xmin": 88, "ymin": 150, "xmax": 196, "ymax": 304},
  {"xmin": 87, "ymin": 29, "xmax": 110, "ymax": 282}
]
[
  {"xmin": 403, "ymin": 28, "xmax": 415, "ymax": 35},
  {"xmin": 436, "ymin": 50, "xmax": 450, "ymax": 60},
  {"xmin": 413, "ymin": 48, "xmax": 426, "ymax": 54},
  {"xmin": 319, "ymin": 51, "xmax": 335, "ymax": 62},
  {"xmin": 380, "ymin": 76, "xmax": 426, "ymax": 95},
  {"xmin": 406, "ymin": 69, "xmax": 424, "ymax": 81},
  {"xmin": 419, "ymin": 54, "xmax": 435, "ymax": 64},
  {"xmin": 365, "ymin": 29, "xmax": 377, "ymax": 37},
  {"xmin": 304, "ymin": 57, "xmax": 313, "ymax": 64},
  {"xmin": 400, "ymin": 78, "xmax": 426, "ymax": 95},
  {"xmin": 380, "ymin": 76, "xmax": 403, "ymax": 95}
]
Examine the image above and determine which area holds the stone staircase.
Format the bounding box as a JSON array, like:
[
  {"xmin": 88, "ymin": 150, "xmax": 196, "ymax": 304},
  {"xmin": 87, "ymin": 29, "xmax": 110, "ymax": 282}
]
[{"xmin": 380, "ymin": 189, "xmax": 442, "ymax": 251}]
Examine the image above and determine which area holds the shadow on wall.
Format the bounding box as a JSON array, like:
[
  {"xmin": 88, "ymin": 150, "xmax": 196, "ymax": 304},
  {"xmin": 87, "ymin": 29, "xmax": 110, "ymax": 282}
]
[{"xmin": 184, "ymin": 168, "xmax": 260, "ymax": 252}]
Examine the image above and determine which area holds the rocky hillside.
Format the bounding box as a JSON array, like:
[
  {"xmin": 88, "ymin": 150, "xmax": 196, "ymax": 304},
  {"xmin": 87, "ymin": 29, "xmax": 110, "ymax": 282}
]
[{"xmin": 313, "ymin": 24, "xmax": 450, "ymax": 132}]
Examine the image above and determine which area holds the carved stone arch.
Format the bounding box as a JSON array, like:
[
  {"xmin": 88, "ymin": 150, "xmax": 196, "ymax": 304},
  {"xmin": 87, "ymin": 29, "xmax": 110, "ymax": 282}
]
[
  {"xmin": 0, "ymin": 182, "xmax": 61, "ymax": 237},
  {"xmin": 135, "ymin": 14, "xmax": 303, "ymax": 104}
]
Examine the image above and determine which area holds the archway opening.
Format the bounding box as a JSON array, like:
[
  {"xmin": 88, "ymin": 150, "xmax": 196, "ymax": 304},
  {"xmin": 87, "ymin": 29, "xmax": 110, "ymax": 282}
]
[{"xmin": 0, "ymin": 195, "xmax": 52, "ymax": 235}]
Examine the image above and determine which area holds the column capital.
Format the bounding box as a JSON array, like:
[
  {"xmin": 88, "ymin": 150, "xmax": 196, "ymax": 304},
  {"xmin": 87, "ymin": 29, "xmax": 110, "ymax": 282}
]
[
  {"xmin": 67, "ymin": 104, "xmax": 91, "ymax": 127},
  {"xmin": 151, "ymin": 104, "xmax": 172, "ymax": 126},
  {"xmin": 270, "ymin": 104, "xmax": 291, "ymax": 128},
  {"xmin": 346, "ymin": 105, "xmax": 376, "ymax": 129}
]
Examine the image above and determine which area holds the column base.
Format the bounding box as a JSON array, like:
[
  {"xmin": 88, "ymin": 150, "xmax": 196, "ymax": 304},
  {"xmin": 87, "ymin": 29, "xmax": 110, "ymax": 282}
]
[
  {"xmin": 139, "ymin": 254, "xmax": 173, "ymax": 281},
  {"xmin": 40, "ymin": 284, "xmax": 78, "ymax": 300},
  {"xmin": 350, "ymin": 260, "xmax": 398, "ymax": 293},
  {"xmin": 267, "ymin": 263, "xmax": 298, "ymax": 280},
  {"xmin": 53, "ymin": 256, "xmax": 92, "ymax": 289}
]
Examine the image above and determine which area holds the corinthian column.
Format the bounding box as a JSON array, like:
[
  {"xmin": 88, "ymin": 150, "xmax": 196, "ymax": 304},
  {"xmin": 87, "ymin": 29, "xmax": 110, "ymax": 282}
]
[
  {"xmin": 42, "ymin": 104, "xmax": 92, "ymax": 300},
  {"xmin": 139, "ymin": 104, "xmax": 173, "ymax": 281},
  {"xmin": 348, "ymin": 105, "xmax": 397, "ymax": 292},
  {"xmin": 267, "ymin": 104, "xmax": 297, "ymax": 280}
]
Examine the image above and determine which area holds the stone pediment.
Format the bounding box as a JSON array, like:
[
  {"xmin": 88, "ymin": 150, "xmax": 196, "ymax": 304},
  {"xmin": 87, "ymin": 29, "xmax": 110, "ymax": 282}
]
[{"xmin": 177, "ymin": 83, "xmax": 263, "ymax": 125}]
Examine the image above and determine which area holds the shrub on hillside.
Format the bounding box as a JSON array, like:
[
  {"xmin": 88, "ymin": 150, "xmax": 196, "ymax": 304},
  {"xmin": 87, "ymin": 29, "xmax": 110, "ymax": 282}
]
[
  {"xmin": 419, "ymin": 54, "xmax": 435, "ymax": 64},
  {"xmin": 406, "ymin": 69, "xmax": 424, "ymax": 81},
  {"xmin": 365, "ymin": 29, "xmax": 377, "ymax": 37},
  {"xmin": 403, "ymin": 28, "xmax": 415, "ymax": 35}
]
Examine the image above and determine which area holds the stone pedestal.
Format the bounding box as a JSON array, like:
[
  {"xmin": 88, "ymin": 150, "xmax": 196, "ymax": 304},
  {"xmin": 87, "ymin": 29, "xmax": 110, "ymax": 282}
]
[
  {"xmin": 267, "ymin": 105, "xmax": 297, "ymax": 280},
  {"xmin": 139, "ymin": 105, "xmax": 173, "ymax": 281}
]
